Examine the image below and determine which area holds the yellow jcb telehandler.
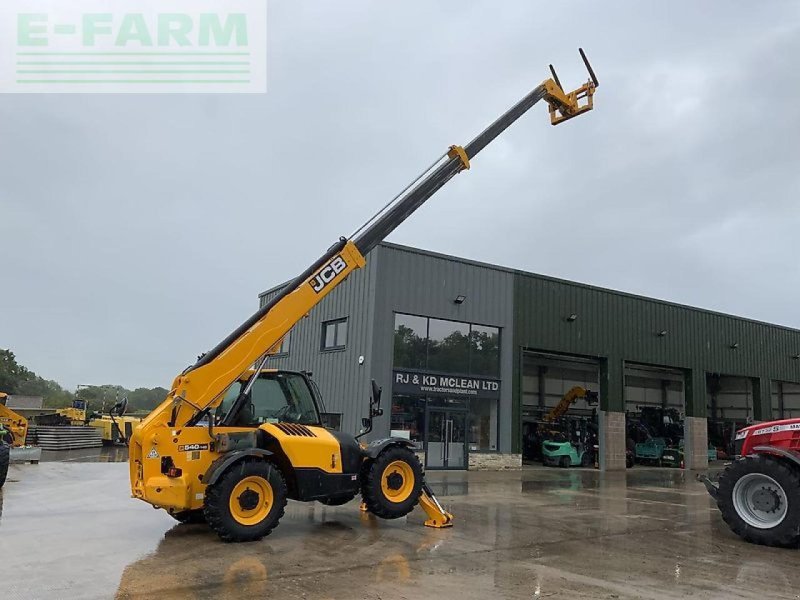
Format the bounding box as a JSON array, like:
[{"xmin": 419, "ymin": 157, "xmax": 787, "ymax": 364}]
[{"xmin": 129, "ymin": 49, "xmax": 600, "ymax": 542}]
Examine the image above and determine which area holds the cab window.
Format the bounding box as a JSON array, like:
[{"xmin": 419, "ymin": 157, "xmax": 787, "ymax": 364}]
[{"xmin": 219, "ymin": 372, "xmax": 320, "ymax": 427}]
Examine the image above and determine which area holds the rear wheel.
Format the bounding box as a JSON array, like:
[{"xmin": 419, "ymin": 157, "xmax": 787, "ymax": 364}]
[
  {"xmin": 559, "ymin": 456, "xmax": 570, "ymax": 468},
  {"xmin": 717, "ymin": 454, "xmax": 800, "ymax": 547},
  {"xmin": 204, "ymin": 460, "xmax": 287, "ymax": 543},
  {"xmin": 0, "ymin": 442, "xmax": 9, "ymax": 488},
  {"xmin": 362, "ymin": 446, "xmax": 423, "ymax": 519}
]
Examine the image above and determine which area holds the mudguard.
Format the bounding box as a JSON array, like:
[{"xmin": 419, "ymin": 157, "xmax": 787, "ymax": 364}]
[
  {"xmin": 363, "ymin": 437, "xmax": 416, "ymax": 459},
  {"xmin": 752, "ymin": 445, "xmax": 800, "ymax": 468},
  {"xmin": 203, "ymin": 448, "xmax": 274, "ymax": 486}
]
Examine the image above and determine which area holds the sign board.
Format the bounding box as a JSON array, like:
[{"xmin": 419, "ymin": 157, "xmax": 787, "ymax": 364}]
[{"xmin": 392, "ymin": 370, "xmax": 500, "ymax": 400}]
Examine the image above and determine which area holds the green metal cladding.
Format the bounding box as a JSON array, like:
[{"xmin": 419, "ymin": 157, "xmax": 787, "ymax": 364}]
[{"xmin": 512, "ymin": 271, "xmax": 800, "ymax": 450}]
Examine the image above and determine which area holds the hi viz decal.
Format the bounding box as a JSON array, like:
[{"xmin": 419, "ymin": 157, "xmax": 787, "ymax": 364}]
[{"xmin": 309, "ymin": 255, "xmax": 347, "ymax": 293}]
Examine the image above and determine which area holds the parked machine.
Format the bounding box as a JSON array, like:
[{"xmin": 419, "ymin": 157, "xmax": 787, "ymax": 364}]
[
  {"xmin": 128, "ymin": 50, "xmax": 600, "ymax": 542},
  {"xmin": 33, "ymin": 399, "xmax": 88, "ymax": 426},
  {"xmin": 87, "ymin": 398, "xmax": 142, "ymax": 446},
  {"xmin": 703, "ymin": 417, "xmax": 800, "ymax": 547},
  {"xmin": 541, "ymin": 387, "xmax": 598, "ymax": 468},
  {"xmin": 0, "ymin": 392, "xmax": 28, "ymax": 447},
  {"xmin": 0, "ymin": 392, "xmax": 21, "ymax": 488}
]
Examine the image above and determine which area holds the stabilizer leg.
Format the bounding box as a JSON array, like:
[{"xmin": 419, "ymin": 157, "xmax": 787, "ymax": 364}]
[{"xmin": 419, "ymin": 483, "xmax": 453, "ymax": 528}]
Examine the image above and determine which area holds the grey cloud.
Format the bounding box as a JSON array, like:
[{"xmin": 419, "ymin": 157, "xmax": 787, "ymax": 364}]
[{"xmin": 1, "ymin": 1, "xmax": 798, "ymax": 389}]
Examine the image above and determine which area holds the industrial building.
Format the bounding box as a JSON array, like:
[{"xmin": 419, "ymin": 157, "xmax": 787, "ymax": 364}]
[{"xmin": 259, "ymin": 243, "xmax": 800, "ymax": 470}]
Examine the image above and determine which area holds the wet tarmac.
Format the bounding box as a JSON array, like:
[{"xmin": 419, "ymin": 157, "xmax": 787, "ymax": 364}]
[{"xmin": 1, "ymin": 461, "xmax": 798, "ymax": 600}]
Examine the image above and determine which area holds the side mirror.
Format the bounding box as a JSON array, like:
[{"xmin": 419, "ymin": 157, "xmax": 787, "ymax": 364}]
[
  {"xmin": 370, "ymin": 379, "xmax": 382, "ymax": 407},
  {"xmin": 370, "ymin": 380, "xmax": 383, "ymax": 418},
  {"xmin": 111, "ymin": 397, "xmax": 128, "ymax": 416}
]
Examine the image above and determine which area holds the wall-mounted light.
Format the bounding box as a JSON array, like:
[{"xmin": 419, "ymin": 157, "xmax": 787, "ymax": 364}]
[
  {"xmin": 657, "ymin": 330, "xmax": 668, "ymax": 337},
  {"xmin": 730, "ymin": 342, "xmax": 739, "ymax": 350},
  {"xmin": 453, "ymin": 294, "xmax": 466, "ymax": 305},
  {"xmin": 566, "ymin": 313, "xmax": 578, "ymax": 322}
]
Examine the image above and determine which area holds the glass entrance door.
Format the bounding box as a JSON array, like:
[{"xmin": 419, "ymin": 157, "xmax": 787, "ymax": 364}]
[{"xmin": 425, "ymin": 408, "xmax": 468, "ymax": 470}]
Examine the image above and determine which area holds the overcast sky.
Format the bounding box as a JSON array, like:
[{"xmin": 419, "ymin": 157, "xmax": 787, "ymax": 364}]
[{"xmin": 2, "ymin": 1, "xmax": 799, "ymax": 390}]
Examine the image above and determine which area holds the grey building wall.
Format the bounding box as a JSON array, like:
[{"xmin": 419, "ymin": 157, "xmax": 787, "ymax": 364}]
[
  {"xmin": 369, "ymin": 244, "xmax": 515, "ymax": 452},
  {"xmin": 258, "ymin": 257, "xmax": 379, "ymax": 437},
  {"xmin": 258, "ymin": 243, "xmax": 515, "ymax": 449}
]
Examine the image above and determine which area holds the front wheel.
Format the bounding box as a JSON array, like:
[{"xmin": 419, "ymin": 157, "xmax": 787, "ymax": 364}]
[
  {"xmin": 717, "ymin": 454, "xmax": 800, "ymax": 547},
  {"xmin": 361, "ymin": 446, "xmax": 423, "ymax": 519},
  {"xmin": 204, "ymin": 460, "xmax": 288, "ymax": 543}
]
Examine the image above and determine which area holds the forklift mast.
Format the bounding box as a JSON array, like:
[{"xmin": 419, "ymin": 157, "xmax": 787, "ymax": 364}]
[{"xmin": 134, "ymin": 49, "xmax": 600, "ymax": 437}]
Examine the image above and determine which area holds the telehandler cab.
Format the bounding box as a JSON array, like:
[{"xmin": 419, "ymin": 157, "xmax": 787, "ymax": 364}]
[{"xmin": 129, "ymin": 49, "xmax": 600, "ymax": 542}]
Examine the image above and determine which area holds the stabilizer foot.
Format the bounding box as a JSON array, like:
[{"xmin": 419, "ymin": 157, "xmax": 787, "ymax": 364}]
[{"xmin": 419, "ymin": 483, "xmax": 453, "ymax": 528}]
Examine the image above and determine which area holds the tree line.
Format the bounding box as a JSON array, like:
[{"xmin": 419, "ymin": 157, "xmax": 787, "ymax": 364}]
[{"xmin": 0, "ymin": 348, "xmax": 166, "ymax": 414}]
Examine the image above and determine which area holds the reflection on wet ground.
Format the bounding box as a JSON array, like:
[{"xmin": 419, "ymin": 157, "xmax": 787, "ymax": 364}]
[{"xmin": 0, "ymin": 462, "xmax": 796, "ymax": 599}]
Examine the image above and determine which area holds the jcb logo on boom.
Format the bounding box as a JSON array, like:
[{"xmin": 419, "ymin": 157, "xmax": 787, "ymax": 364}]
[{"xmin": 310, "ymin": 256, "xmax": 347, "ymax": 293}]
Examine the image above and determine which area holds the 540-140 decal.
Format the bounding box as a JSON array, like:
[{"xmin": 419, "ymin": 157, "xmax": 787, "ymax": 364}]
[{"xmin": 178, "ymin": 443, "xmax": 209, "ymax": 452}]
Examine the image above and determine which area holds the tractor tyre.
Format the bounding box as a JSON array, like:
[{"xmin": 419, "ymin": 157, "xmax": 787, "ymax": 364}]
[
  {"xmin": 717, "ymin": 454, "xmax": 800, "ymax": 547},
  {"xmin": 0, "ymin": 442, "xmax": 9, "ymax": 488},
  {"xmin": 169, "ymin": 509, "xmax": 206, "ymax": 524},
  {"xmin": 361, "ymin": 446, "xmax": 423, "ymax": 519},
  {"xmin": 318, "ymin": 492, "xmax": 358, "ymax": 506},
  {"xmin": 204, "ymin": 460, "xmax": 287, "ymax": 543}
]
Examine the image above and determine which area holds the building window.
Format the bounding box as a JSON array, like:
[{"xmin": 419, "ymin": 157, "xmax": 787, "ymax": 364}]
[
  {"xmin": 392, "ymin": 314, "xmax": 500, "ymax": 377},
  {"xmin": 321, "ymin": 318, "xmax": 348, "ymax": 351},
  {"xmin": 469, "ymin": 324, "xmax": 500, "ymax": 377},
  {"xmin": 390, "ymin": 395, "xmax": 425, "ymax": 447},
  {"xmin": 273, "ymin": 333, "xmax": 290, "ymax": 356},
  {"xmin": 469, "ymin": 399, "xmax": 498, "ymax": 451},
  {"xmin": 427, "ymin": 318, "xmax": 470, "ymax": 374},
  {"xmin": 393, "ymin": 314, "xmax": 428, "ymax": 369}
]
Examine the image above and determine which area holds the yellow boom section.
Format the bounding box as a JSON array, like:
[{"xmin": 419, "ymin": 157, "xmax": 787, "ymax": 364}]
[{"xmin": 135, "ymin": 240, "xmax": 366, "ymax": 435}]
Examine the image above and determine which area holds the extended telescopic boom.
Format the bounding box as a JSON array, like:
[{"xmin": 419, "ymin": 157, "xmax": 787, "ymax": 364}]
[{"xmin": 137, "ymin": 49, "xmax": 599, "ymax": 435}]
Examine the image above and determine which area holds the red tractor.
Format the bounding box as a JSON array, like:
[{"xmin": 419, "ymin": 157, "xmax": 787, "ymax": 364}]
[{"xmin": 703, "ymin": 417, "xmax": 800, "ymax": 547}]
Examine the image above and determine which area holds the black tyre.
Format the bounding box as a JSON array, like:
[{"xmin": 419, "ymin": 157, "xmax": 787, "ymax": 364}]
[
  {"xmin": 717, "ymin": 454, "xmax": 800, "ymax": 547},
  {"xmin": 0, "ymin": 442, "xmax": 9, "ymax": 488},
  {"xmin": 204, "ymin": 460, "xmax": 288, "ymax": 543},
  {"xmin": 559, "ymin": 456, "xmax": 570, "ymax": 468},
  {"xmin": 361, "ymin": 446, "xmax": 423, "ymax": 519},
  {"xmin": 169, "ymin": 509, "xmax": 206, "ymax": 524},
  {"xmin": 580, "ymin": 451, "xmax": 593, "ymax": 468},
  {"xmin": 626, "ymin": 453, "xmax": 634, "ymax": 469},
  {"xmin": 318, "ymin": 492, "xmax": 358, "ymax": 506}
]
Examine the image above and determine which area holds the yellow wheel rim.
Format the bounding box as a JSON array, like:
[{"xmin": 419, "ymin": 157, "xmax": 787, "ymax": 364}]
[
  {"xmin": 380, "ymin": 460, "xmax": 415, "ymax": 504},
  {"xmin": 229, "ymin": 475, "xmax": 273, "ymax": 526}
]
